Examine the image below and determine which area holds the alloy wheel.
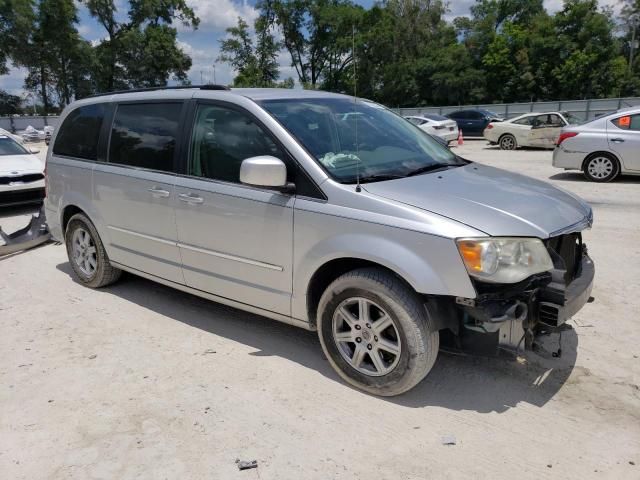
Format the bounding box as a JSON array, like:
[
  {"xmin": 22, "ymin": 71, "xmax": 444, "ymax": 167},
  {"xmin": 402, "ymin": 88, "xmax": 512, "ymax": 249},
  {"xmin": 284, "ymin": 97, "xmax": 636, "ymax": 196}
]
[
  {"xmin": 332, "ymin": 297, "xmax": 401, "ymax": 376},
  {"xmin": 72, "ymin": 227, "xmax": 97, "ymax": 277}
]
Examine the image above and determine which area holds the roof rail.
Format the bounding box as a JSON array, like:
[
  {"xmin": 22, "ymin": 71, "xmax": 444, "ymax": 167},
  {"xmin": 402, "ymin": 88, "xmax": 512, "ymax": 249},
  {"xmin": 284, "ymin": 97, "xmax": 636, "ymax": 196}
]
[{"xmin": 86, "ymin": 84, "xmax": 230, "ymax": 99}]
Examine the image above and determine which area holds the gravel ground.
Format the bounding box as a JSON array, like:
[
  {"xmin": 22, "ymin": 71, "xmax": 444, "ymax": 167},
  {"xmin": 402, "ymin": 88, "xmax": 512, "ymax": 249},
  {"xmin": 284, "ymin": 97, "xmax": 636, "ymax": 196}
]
[{"xmin": 1, "ymin": 141, "xmax": 639, "ymax": 480}]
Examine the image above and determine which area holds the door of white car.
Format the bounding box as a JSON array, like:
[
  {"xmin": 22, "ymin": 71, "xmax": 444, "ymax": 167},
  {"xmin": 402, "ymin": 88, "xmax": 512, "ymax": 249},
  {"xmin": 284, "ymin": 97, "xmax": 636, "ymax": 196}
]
[
  {"xmin": 507, "ymin": 116, "xmax": 534, "ymax": 145},
  {"xmin": 93, "ymin": 102, "xmax": 185, "ymax": 284},
  {"xmin": 607, "ymin": 113, "xmax": 640, "ymax": 171},
  {"xmin": 173, "ymin": 102, "xmax": 295, "ymax": 315},
  {"xmin": 528, "ymin": 114, "xmax": 564, "ymax": 148}
]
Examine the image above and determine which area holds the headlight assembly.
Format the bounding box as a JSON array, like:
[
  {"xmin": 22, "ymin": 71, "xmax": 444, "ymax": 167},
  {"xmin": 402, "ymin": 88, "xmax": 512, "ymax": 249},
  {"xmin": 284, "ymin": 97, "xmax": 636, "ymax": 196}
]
[{"xmin": 456, "ymin": 237, "xmax": 553, "ymax": 284}]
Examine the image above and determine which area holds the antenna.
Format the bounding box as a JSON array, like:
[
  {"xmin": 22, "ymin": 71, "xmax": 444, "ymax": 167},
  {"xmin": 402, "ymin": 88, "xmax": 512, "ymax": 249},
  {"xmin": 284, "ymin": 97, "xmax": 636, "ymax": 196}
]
[{"xmin": 353, "ymin": 24, "xmax": 361, "ymax": 193}]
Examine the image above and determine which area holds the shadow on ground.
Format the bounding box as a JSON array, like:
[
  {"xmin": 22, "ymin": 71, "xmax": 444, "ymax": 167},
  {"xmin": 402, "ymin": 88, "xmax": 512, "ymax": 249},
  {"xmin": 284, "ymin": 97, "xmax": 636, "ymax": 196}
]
[
  {"xmin": 57, "ymin": 262, "xmax": 577, "ymax": 413},
  {"xmin": 550, "ymin": 172, "xmax": 640, "ymax": 184}
]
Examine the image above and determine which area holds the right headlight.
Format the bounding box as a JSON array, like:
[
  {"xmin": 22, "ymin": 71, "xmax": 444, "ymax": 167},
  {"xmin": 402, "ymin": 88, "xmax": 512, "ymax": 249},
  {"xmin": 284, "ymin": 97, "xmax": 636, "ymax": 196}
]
[{"xmin": 456, "ymin": 237, "xmax": 553, "ymax": 284}]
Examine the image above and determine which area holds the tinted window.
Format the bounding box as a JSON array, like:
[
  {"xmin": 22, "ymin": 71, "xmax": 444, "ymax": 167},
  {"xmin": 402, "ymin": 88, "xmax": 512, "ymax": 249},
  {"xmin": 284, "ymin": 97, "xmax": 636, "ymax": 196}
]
[
  {"xmin": 53, "ymin": 104, "xmax": 105, "ymax": 160},
  {"xmin": 448, "ymin": 111, "xmax": 467, "ymax": 119},
  {"xmin": 190, "ymin": 104, "xmax": 285, "ymax": 183},
  {"xmin": 467, "ymin": 111, "xmax": 485, "ymax": 120},
  {"xmin": 109, "ymin": 103, "xmax": 181, "ymax": 172},
  {"xmin": 612, "ymin": 114, "xmax": 640, "ymax": 131}
]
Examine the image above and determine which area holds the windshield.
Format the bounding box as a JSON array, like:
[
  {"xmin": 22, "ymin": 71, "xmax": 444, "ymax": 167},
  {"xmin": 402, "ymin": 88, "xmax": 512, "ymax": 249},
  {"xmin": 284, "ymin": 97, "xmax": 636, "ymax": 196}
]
[
  {"xmin": 259, "ymin": 98, "xmax": 462, "ymax": 183},
  {"xmin": 423, "ymin": 113, "xmax": 449, "ymax": 121},
  {"xmin": 0, "ymin": 136, "xmax": 29, "ymax": 156}
]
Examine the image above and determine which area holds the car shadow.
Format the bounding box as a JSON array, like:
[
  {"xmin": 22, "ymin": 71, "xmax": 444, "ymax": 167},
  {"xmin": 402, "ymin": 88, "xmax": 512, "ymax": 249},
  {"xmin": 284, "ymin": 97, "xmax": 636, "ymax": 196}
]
[
  {"xmin": 549, "ymin": 172, "xmax": 640, "ymax": 184},
  {"xmin": 56, "ymin": 262, "xmax": 577, "ymax": 413}
]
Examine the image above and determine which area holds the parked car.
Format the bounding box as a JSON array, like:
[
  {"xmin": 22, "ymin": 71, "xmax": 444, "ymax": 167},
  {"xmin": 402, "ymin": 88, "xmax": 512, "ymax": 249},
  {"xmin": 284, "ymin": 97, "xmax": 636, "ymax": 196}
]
[
  {"xmin": 446, "ymin": 109, "xmax": 503, "ymax": 136},
  {"xmin": 405, "ymin": 114, "xmax": 459, "ymax": 143},
  {"xmin": 484, "ymin": 111, "xmax": 581, "ymax": 150},
  {"xmin": 553, "ymin": 107, "xmax": 640, "ymax": 182},
  {"xmin": 45, "ymin": 86, "xmax": 595, "ymax": 396},
  {"xmin": 0, "ymin": 127, "xmax": 26, "ymax": 145},
  {"xmin": 0, "ymin": 135, "xmax": 45, "ymax": 207},
  {"xmin": 20, "ymin": 125, "xmax": 47, "ymax": 142}
]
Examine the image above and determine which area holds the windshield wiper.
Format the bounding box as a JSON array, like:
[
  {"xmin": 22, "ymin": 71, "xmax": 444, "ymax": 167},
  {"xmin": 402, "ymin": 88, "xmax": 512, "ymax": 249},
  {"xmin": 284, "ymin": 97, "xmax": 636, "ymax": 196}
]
[
  {"xmin": 405, "ymin": 164, "xmax": 460, "ymax": 177},
  {"xmin": 346, "ymin": 173, "xmax": 405, "ymax": 184}
]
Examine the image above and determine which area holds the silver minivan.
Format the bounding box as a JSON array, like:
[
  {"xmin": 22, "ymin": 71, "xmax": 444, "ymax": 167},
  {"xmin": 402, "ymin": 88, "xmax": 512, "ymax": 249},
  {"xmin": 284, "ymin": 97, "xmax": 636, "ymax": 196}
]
[{"xmin": 45, "ymin": 86, "xmax": 595, "ymax": 396}]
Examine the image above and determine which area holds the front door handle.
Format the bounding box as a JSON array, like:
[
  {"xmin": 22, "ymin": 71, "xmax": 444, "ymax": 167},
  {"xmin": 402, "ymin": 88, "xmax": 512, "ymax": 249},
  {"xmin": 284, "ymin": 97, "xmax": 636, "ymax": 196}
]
[
  {"xmin": 610, "ymin": 138, "xmax": 625, "ymax": 143},
  {"xmin": 178, "ymin": 193, "xmax": 204, "ymax": 204},
  {"xmin": 148, "ymin": 186, "xmax": 170, "ymax": 198}
]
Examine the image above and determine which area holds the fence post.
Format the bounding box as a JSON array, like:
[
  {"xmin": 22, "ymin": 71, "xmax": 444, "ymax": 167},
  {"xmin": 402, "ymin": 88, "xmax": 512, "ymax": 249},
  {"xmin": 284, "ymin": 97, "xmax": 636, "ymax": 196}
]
[
  {"xmin": 9, "ymin": 116, "xmax": 15, "ymax": 133},
  {"xmin": 585, "ymin": 99, "xmax": 591, "ymax": 120},
  {"xmin": 505, "ymin": 104, "xmax": 509, "ymax": 118}
]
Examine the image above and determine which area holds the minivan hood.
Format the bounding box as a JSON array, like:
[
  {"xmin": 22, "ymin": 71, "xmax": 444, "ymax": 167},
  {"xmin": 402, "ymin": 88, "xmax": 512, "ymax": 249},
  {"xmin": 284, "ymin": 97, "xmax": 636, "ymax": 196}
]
[
  {"xmin": 0, "ymin": 154, "xmax": 43, "ymax": 175},
  {"xmin": 362, "ymin": 163, "xmax": 591, "ymax": 238}
]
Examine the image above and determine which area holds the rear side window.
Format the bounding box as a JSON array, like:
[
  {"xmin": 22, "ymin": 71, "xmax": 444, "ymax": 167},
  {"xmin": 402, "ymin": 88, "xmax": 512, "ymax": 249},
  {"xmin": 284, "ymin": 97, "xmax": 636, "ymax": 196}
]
[
  {"xmin": 611, "ymin": 114, "xmax": 640, "ymax": 131},
  {"xmin": 53, "ymin": 104, "xmax": 105, "ymax": 160},
  {"xmin": 512, "ymin": 116, "xmax": 534, "ymax": 126},
  {"xmin": 109, "ymin": 103, "xmax": 182, "ymax": 172}
]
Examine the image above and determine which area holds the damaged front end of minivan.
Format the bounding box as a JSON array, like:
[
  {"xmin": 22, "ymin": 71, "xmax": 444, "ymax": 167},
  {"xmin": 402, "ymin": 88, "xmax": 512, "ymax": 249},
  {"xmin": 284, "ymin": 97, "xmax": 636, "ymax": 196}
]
[{"xmin": 427, "ymin": 231, "xmax": 594, "ymax": 357}]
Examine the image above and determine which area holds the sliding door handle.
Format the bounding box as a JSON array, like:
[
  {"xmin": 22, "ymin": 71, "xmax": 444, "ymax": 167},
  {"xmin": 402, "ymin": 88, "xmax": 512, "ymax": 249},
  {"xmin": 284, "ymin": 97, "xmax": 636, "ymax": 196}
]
[
  {"xmin": 178, "ymin": 193, "xmax": 204, "ymax": 204},
  {"xmin": 147, "ymin": 187, "xmax": 170, "ymax": 198},
  {"xmin": 610, "ymin": 138, "xmax": 625, "ymax": 143}
]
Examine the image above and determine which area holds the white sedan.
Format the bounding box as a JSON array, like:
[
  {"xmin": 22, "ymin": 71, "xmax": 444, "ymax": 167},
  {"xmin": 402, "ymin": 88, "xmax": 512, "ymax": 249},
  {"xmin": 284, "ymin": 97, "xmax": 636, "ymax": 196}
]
[
  {"xmin": 484, "ymin": 111, "xmax": 581, "ymax": 150},
  {"xmin": 405, "ymin": 114, "xmax": 459, "ymax": 143},
  {"xmin": 0, "ymin": 135, "xmax": 45, "ymax": 207}
]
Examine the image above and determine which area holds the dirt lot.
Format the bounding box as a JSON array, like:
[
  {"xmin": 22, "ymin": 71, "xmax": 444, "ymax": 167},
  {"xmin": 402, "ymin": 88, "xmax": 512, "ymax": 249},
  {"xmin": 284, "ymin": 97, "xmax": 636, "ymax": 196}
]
[{"xmin": 1, "ymin": 141, "xmax": 639, "ymax": 480}]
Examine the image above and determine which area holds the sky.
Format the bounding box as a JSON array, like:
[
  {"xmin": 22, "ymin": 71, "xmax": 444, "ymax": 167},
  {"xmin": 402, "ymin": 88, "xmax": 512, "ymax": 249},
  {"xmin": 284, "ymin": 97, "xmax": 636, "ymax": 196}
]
[{"xmin": 0, "ymin": 0, "xmax": 622, "ymax": 100}]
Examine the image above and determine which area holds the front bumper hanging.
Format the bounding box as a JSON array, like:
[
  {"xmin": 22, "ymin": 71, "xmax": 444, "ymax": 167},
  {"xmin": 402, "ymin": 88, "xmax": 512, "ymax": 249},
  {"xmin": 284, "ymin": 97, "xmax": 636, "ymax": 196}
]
[{"xmin": 0, "ymin": 206, "xmax": 51, "ymax": 257}]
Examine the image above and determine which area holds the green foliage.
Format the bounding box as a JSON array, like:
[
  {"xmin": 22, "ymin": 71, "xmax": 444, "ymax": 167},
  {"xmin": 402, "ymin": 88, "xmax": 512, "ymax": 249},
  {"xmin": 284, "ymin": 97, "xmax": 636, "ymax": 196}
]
[
  {"xmin": 83, "ymin": 0, "xmax": 198, "ymax": 91},
  {"xmin": 218, "ymin": 16, "xmax": 282, "ymax": 87}
]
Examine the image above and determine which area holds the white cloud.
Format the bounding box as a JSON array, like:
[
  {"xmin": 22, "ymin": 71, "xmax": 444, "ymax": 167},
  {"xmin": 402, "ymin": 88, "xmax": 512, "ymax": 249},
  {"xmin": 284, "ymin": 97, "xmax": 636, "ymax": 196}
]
[{"xmin": 185, "ymin": 0, "xmax": 258, "ymax": 31}]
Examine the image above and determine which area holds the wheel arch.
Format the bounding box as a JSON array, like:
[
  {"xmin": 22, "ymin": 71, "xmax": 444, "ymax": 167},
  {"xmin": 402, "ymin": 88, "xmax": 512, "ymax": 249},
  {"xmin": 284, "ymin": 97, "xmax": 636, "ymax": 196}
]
[
  {"xmin": 306, "ymin": 257, "xmax": 416, "ymax": 325},
  {"xmin": 498, "ymin": 132, "xmax": 517, "ymax": 147},
  {"xmin": 581, "ymin": 150, "xmax": 620, "ymax": 171}
]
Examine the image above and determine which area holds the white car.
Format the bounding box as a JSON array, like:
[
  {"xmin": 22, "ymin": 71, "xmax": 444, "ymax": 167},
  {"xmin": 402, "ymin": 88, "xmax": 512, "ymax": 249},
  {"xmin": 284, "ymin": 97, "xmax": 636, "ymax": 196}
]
[
  {"xmin": 0, "ymin": 135, "xmax": 45, "ymax": 207},
  {"xmin": 406, "ymin": 114, "xmax": 459, "ymax": 143},
  {"xmin": 484, "ymin": 111, "xmax": 581, "ymax": 150},
  {"xmin": 553, "ymin": 107, "xmax": 640, "ymax": 182},
  {"xmin": 0, "ymin": 127, "xmax": 25, "ymax": 144}
]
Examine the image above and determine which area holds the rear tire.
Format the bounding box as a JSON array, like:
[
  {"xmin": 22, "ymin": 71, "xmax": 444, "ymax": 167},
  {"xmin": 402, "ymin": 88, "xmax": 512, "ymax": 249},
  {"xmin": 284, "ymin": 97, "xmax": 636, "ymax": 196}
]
[
  {"xmin": 65, "ymin": 213, "xmax": 121, "ymax": 288},
  {"xmin": 499, "ymin": 134, "xmax": 517, "ymax": 150},
  {"xmin": 317, "ymin": 268, "xmax": 439, "ymax": 396},
  {"xmin": 583, "ymin": 153, "xmax": 619, "ymax": 182}
]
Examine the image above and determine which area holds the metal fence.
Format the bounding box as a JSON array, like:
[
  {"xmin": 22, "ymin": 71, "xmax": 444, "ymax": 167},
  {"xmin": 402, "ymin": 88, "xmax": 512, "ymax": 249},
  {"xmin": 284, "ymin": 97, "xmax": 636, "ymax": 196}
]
[
  {"xmin": 395, "ymin": 97, "xmax": 640, "ymax": 121},
  {"xmin": 2, "ymin": 96, "xmax": 640, "ymax": 133},
  {"xmin": 0, "ymin": 115, "xmax": 60, "ymax": 133}
]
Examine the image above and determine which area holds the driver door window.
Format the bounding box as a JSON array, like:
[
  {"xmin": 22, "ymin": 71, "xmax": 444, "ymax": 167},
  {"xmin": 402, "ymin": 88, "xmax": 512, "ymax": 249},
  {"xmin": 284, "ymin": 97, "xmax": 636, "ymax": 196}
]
[{"xmin": 189, "ymin": 104, "xmax": 285, "ymax": 183}]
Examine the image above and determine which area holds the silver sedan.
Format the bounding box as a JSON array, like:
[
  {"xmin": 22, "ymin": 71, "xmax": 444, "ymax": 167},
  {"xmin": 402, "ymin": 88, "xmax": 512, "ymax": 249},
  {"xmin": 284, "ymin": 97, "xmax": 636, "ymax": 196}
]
[{"xmin": 553, "ymin": 107, "xmax": 640, "ymax": 182}]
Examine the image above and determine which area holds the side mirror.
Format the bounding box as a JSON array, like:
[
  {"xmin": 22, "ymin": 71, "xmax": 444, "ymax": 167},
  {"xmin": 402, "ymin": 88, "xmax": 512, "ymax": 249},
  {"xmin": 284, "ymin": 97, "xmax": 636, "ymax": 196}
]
[
  {"xmin": 240, "ymin": 156, "xmax": 290, "ymax": 190},
  {"xmin": 30, "ymin": 147, "xmax": 40, "ymax": 154}
]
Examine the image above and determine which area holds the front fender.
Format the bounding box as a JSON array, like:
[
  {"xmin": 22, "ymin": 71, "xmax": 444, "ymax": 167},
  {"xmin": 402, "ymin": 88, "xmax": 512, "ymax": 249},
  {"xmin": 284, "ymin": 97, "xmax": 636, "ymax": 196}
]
[{"xmin": 291, "ymin": 208, "xmax": 476, "ymax": 321}]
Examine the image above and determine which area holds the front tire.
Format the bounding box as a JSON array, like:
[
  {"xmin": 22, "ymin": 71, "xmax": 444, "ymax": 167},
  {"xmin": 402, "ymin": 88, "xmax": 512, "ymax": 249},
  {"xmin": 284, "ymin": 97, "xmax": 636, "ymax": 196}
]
[
  {"xmin": 583, "ymin": 153, "xmax": 619, "ymax": 182},
  {"xmin": 499, "ymin": 134, "xmax": 517, "ymax": 150},
  {"xmin": 317, "ymin": 268, "xmax": 439, "ymax": 396},
  {"xmin": 65, "ymin": 213, "xmax": 122, "ymax": 288}
]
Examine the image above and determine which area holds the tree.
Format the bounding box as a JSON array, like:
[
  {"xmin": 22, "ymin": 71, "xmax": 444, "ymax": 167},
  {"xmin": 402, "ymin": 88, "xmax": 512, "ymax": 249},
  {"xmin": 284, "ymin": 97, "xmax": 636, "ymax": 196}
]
[
  {"xmin": 0, "ymin": 0, "xmax": 35, "ymax": 75},
  {"xmin": 82, "ymin": 0, "xmax": 198, "ymax": 91},
  {"xmin": 218, "ymin": 16, "xmax": 281, "ymax": 87},
  {"xmin": 0, "ymin": 90, "xmax": 21, "ymax": 115}
]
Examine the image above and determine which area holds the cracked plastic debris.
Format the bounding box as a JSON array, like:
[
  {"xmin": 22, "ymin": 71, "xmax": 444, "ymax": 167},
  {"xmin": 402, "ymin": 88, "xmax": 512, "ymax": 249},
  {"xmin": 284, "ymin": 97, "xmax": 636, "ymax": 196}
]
[
  {"xmin": 0, "ymin": 206, "xmax": 50, "ymax": 256},
  {"xmin": 235, "ymin": 459, "xmax": 258, "ymax": 470}
]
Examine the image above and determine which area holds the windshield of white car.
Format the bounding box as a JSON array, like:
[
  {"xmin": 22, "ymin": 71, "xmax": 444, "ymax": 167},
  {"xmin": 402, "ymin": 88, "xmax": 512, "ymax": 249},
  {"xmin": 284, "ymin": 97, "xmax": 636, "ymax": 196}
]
[
  {"xmin": 259, "ymin": 98, "xmax": 463, "ymax": 184},
  {"xmin": 423, "ymin": 114, "xmax": 449, "ymax": 121},
  {"xmin": 0, "ymin": 137, "xmax": 29, "ymax": 156}
]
